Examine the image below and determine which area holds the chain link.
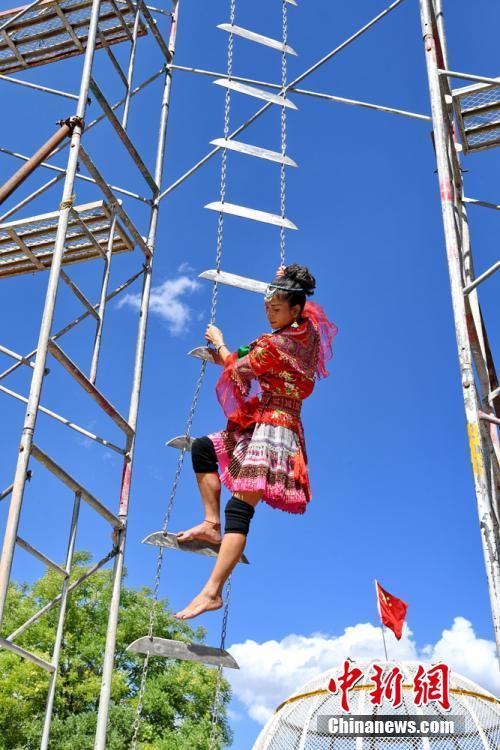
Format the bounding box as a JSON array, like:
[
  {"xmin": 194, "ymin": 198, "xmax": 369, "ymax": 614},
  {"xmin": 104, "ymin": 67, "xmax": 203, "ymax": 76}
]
[
  {"xmin": 279, "ymin": 0, "xmax": 288, "ymax": 268},
  {"xmin": 130, "ymin": 1, "xmax": 236, "ymax": 746},
  {"xmin": 206, "ymin": 2, "xmax": 236, "ymax": 744},
  {"xmin": 130, "ymin": 359, "xmax": 208, "ymax": 749},
  {"xmin": 212, "ymin": 0, "xmax": 235, "ymax": 326},
  {"xmin": 208, "ymin": 575, "xmax": 233, "ymax": 749}
]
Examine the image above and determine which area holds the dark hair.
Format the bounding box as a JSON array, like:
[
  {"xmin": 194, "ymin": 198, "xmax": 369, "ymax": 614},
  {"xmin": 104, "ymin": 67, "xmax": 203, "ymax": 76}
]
[{"xmin": 267, "ymin": 263, "xmax": 316, "ymax": 312}]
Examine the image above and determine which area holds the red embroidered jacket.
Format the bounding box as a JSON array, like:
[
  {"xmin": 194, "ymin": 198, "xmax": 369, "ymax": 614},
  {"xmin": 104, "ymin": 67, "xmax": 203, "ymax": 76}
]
[{"xmin": 215, "ymin": 298, "xmax": 338, "ymax": 451}]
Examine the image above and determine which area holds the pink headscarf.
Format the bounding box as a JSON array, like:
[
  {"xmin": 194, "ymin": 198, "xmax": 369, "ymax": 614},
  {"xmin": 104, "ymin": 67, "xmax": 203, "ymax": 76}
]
[{"xmin": 301, "ymin": 300, "xmax": 339, "ymax": 379}]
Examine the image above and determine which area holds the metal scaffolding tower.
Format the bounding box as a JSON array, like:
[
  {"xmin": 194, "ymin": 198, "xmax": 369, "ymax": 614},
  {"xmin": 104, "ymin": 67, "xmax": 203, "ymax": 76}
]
[
  {"xmin": 0, "ymin": 0, "xmax": 498, "ymax": 747},
  {"xmin": 419, "ymin": 0, "xmax": 500, "ymax": 660},
  {"xmin": 0, "ymin": 0, "xmax": 179, "ymax": 747}
]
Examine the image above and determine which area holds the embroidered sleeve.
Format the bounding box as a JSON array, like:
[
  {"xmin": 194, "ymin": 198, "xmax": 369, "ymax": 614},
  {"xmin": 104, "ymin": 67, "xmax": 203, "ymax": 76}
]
[
  {"xmin": 228, "ymin": 335, "xmax": 277, "ymax": 390},
  {"xmin": 230, "ymin": 352, "xmax": 256, "ymax": 397},
  {"xmin": 215, "ymin": 348, "xmax": 259, "ymax": 421},
  {"xmin": 246, "ymin": 335, "xmax": 278, "ymax": 376},
  {"xmin": 214, "ymin": 335, "xmax": 277, "ymax": 425}
]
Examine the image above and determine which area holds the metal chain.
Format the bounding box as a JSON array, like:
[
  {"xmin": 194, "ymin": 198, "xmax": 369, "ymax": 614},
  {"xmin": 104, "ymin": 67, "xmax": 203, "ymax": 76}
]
[
  {"xmin": 211, "ymin": 0, "xmax": 235, "ymax": 326},
  {"xmin": 206, "ymin": 2, "xmax": 236, "ymax": 745},
  {"xmin": 208, "ymin": 575, "xmax": 233, "ymax": 749},
  {"xmin": 279, "ymin": 0, "xmax": 288, "ymax": 268},
  {"xmin": 130, "ymin": 361, "xmax": 208, "ymax": 749},
  {"xmin": 130, "ymin": 2, "xmax": 236, "ymax": 746}
]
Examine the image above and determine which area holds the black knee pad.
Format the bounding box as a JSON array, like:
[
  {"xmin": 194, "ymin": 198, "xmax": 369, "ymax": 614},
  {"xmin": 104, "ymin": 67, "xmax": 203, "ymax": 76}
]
[
  {"xmin": 224, "ymin": 496, "xmax": 255, "ymax": 536},
  {"xmin": 191, "ymin": 436, "xmax": 218, "ymax": 473}
]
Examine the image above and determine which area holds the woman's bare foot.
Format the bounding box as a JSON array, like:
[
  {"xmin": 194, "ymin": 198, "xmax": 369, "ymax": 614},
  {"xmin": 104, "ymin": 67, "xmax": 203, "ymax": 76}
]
[
  {"xmin": 174, "ymin": 590, "xmax": 223, "ymax": 620},
  {"xmin": 176, "ymin": 519, "xmax": 222, "ymax": 545}
]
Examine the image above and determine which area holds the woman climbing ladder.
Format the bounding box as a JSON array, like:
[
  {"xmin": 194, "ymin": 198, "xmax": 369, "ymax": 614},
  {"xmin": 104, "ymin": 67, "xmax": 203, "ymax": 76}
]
[{"xmin": 174, "ymin": 263, "xmax": 338, "ymax": 620}]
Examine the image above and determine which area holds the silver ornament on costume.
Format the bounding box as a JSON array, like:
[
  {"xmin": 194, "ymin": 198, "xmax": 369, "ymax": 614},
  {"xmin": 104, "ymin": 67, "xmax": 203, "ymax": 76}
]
[{"xmin": 264, "ymin": 282, "xmax": 306, "ymax": 301}]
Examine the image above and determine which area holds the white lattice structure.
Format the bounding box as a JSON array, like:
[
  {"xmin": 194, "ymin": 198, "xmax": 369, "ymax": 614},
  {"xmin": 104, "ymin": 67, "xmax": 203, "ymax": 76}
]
[
  {"xmin": 453, "ymin": 79, "xmax": 500, "ymax": 153},
  {"xmin": 252, "ymin": 660, "xmax": 500, "ymax": 749}
]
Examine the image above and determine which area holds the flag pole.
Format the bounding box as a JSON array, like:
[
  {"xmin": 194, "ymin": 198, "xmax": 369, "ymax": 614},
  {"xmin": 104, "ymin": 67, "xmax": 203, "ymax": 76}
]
[
  {"xmin": 374, "ymin": 579, "xmax": 389, "ymax": 662},
  {"xmin": 381, "ymin": 623, "xmax": 389, "ymax": 662}
]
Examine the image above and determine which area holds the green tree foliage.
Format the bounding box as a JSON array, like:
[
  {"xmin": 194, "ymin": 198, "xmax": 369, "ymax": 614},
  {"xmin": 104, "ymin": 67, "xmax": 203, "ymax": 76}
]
[{"xmin": 0, "ymin": 552, "xmax": 233, "ymax": 749}]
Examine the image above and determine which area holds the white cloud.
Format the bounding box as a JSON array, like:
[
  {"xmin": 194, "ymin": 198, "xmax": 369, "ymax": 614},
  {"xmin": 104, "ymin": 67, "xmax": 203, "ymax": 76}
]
[
  {"xmin": 422, "ymin": 616, "xmax": 500, "ymax": 695},
  {"xmin": 227, "ymin": 618, "xmax": 500, "ymax": 726},
  {"xmin": 117, "ymin": 274, "xmax": 201, "ymax": 335},
  {"xmin": 178, "ymin": 261, "xmax": 195, "ymax": 273}
]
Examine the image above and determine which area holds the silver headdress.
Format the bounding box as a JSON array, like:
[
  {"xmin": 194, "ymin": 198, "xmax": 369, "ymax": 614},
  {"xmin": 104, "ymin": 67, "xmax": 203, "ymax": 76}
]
[{"xmin": 264, "ymin": 282, "xmax": 306, "ymax": 301}]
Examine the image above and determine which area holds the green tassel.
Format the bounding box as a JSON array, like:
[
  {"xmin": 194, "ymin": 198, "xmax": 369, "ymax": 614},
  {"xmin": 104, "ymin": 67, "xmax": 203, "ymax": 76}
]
[{"xmin": 237, "ymin": 344, "xmax": 251, "ymax": 359}]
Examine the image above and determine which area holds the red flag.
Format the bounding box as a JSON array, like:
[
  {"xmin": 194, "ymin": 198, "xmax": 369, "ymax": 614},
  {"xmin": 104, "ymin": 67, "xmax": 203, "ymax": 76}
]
[{"xmin": 375, "ymin": 581, "xmax": 408, "ymax": 640}]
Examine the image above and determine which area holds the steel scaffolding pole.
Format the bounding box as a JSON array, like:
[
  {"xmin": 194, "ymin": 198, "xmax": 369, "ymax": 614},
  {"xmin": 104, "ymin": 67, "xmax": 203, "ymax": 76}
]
[
  {"xmin": 0, "ymin": 0, "xmax": 103, "ymax": 627},
  {"xmin": 419, "ymin": 0, "xmax": 500, "ymax": 662},
  {"xmin": 93, "ymin": 3, "xmax": 180, "ymax": 747},
  {"xmin": 40, "ymin": 492, "xmax": 81, "ymax": 750}
]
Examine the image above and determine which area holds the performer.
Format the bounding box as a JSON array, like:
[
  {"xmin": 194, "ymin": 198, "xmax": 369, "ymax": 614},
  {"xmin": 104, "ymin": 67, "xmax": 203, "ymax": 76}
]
[{"xmin": 174, "ymin": 264, "xmax": 338, "ymax": 619}]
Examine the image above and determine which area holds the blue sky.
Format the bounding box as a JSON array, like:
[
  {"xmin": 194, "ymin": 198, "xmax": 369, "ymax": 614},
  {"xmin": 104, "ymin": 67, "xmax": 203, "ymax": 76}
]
[{"xmin": 0, "ymin": 0, "xmax": 499, "ymax": 747}]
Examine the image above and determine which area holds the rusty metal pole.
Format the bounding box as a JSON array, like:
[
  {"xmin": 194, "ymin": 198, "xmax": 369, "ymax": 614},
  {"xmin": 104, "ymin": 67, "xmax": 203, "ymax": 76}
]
[
  {"xmin": 0, "ymin": 117, "xmax": 81, "ymax": 205},
  {"xmin": 419, "ymin": 0, "xmax": 500, "ymax": 663}
]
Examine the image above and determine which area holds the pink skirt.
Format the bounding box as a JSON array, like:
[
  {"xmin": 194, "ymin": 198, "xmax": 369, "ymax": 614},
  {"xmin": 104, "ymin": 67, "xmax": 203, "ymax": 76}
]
[{"xmin": 208, "ymin": 422, "xmax": 309, "ymax": 515}]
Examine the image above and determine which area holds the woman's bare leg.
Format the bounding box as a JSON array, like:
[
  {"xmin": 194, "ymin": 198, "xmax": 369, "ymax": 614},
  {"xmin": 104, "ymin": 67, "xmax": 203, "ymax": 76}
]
[
  {"xmin": 176, "ymin": 472, "xmax": 222, "ymax": 544},
  {"xmin": 174, "ymin": 491, "xmax": 261, "ymax": 620}
]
